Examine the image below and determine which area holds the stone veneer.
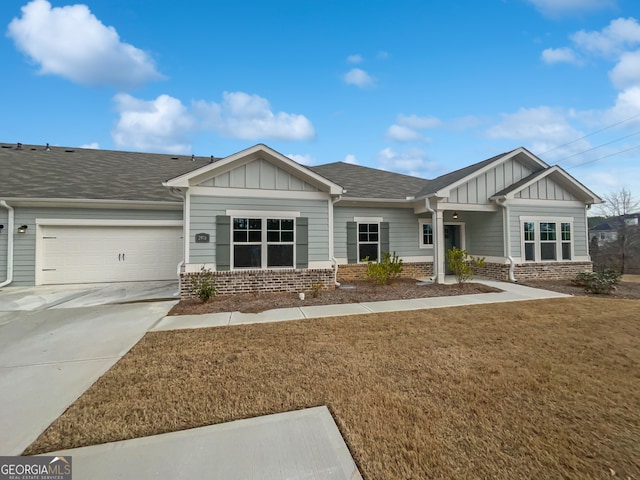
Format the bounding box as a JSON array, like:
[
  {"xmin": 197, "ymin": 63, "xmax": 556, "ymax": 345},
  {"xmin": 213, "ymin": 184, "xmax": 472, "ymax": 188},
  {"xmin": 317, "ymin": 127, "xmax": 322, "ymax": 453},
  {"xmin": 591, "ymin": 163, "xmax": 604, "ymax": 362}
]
[
  {"xmin": 337, "ymin": 262, "xmax": 433, "ymax": 283},
  {"xmin": 181, "ymin": 268, "xmax": 335, "ymax": 298},
  {"xmin": 477, "ymin": 261, "xmax": 593, "ymax": 281}
]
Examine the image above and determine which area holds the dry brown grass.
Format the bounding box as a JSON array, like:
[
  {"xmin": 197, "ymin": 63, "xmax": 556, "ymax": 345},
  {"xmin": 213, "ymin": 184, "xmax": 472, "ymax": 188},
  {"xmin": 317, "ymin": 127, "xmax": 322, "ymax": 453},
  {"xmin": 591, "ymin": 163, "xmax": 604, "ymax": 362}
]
[{"xmin": 26, "ymin": 298, "xmax": 640, "ymax": 479}]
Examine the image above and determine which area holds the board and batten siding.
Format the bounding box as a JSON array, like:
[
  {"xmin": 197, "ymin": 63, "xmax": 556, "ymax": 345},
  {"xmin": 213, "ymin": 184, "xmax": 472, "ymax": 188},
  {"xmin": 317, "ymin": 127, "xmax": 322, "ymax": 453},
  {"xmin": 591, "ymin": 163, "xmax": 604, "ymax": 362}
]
[
  {"xmin": 515, "ymin": 177, "xmax": 577, "ymax": 201},
  {"xmin": 7, "ymin": 207, "xmax": 182, "ymax": 286},
  {"xmin": 197, "ymin": 158, "xmax": 319, "ymax": 192},
  {"xmin": 508, "ymin": 205, "xmax": 587, "ymax": 259},
  {"xmin": 189, "ymin": 195, "xmax": 329, "ymax": 266},
  {"xmin": 463, "ymin": 211, "xmax": 504, "ymax": 257},
  {"xmin": 334, "ymin": 206, "xmax": 431, "ymax": 259},
  {"xmin": 447, "ymin": 158, "xmax": 535, "ymax": 204}
]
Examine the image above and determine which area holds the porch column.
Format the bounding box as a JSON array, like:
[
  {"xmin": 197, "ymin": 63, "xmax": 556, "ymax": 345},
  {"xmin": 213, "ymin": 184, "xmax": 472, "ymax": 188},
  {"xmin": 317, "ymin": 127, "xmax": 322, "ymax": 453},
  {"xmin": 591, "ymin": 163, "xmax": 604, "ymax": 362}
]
[{"xmin": 434, "ymin": 209, "xmax": 446, "ymax": 284}]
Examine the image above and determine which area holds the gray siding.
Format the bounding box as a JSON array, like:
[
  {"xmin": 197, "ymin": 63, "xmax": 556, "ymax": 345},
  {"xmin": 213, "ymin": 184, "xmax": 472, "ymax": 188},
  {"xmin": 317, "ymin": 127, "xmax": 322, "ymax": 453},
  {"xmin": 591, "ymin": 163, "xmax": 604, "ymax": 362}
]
[
  {"xmin": 447, "ymin": 158, "xmax": 534, "ymax": 204},
  {"xmin": 7, "ymin": 207, "xmax": 181, "ymax": 286},
  {"xmin": 198, "ymin": 158, "xmax": 319, "ymax": 192},
  {"xmin": 509, "ymin": 205, "xmax": 587, "ymax": 258},
  {"xmin": 463, "ymin": 211, "xmax": 504, "ymax": 257},
  {"xmin": 0, "ymin": 209, "xmax": 7, "ymax": 281},
  {"xmin": 334, "ymin": 206, "xmax": 431, "ymax": 259},
  {"xmin": 189, "ymin": 195, "xmax": 329, "ymax": 265},
  {"xmin": 515, "ymin": 177, "xmax": 577, "ymax": 201}
]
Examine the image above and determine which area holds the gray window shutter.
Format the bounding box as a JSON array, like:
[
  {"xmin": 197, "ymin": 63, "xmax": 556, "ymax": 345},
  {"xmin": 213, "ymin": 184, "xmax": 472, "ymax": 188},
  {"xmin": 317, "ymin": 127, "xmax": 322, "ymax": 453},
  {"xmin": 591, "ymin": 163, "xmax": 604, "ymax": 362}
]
[
  {"xmin": 380, "ymin": 222, "xmax": 390, "ymax": 254},
  {"xmin": 347, "ymin": 221, "xmax": 357, "ymax": 264},
  {"xmin": 216, "ymin": 215, "xmax": 231, "ymax": 271},
  {"xmin": 296, "ymin": 217, "xmax": 309, "ymax": 269}
]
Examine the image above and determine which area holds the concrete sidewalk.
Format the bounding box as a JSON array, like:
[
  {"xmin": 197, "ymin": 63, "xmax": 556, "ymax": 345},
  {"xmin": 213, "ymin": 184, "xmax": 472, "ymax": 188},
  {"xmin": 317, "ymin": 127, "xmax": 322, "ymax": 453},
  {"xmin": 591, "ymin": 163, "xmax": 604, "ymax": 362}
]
[{"xmin": 152, "ymin": 279, "xmax": 570, "ymax": 331}]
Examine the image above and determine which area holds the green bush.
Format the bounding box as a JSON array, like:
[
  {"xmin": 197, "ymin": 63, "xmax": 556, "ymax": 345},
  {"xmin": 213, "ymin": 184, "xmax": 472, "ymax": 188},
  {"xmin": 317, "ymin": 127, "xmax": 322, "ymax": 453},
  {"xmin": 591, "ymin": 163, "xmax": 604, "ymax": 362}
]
[
  {"xmin": 366, "ymin": 251, "xmax": 404, "ymax": 285},
  {"xmin": 446, "ymin": 247, "xmax": 485, "ymax": 285},
  {"xmin": 190, "ymin": 266, "xmax": 218, "ymax": 302},
  {"xmin": 572, "ymin": 269, "xmax": 621, "ymax": 294}
]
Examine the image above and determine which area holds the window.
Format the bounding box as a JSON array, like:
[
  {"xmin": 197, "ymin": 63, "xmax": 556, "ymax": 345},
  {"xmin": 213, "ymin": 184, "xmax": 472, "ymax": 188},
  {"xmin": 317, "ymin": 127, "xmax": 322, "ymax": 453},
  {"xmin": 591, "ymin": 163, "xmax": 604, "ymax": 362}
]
[
  {"xmin": 419, "ymin": 220, "xmax": 433, "ymax": 247},
  {"xmin": 521, "ymin": 218, "xmax": 573, "ymax": 262},
  {"xmin": 358, "ymin": 223, "xmax": 379, "ymax": 262},
  {"xmin": 232, "ymin": 217, "xmax": 295, "ymax": 269}
]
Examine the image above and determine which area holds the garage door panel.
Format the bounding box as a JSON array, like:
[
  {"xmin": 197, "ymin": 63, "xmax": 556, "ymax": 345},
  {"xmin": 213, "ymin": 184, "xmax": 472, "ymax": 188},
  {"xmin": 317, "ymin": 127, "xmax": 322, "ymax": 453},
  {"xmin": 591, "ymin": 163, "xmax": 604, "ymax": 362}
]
[{"xmin": 40, "ymin": 225, "xmax": 183, "ymax": 285}]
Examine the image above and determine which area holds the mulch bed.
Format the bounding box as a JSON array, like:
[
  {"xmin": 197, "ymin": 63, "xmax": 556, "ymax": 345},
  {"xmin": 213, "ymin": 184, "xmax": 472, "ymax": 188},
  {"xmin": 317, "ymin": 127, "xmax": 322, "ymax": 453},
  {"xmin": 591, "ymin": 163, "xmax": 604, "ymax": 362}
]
[
  {"xmin": 169, "ymin": 279, "xmax": 502, "ymax": 315},
  {"xmin": 523, "ymin": 279, "xmax": 640, "ymax": 300}
]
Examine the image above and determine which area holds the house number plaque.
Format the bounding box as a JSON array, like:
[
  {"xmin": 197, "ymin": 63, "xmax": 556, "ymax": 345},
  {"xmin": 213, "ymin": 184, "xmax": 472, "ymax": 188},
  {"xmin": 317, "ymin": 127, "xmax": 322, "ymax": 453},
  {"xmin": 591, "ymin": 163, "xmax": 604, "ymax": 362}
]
[{"xmin": 195, "ymin": 233, "xmax": 210, "ymax": 243}]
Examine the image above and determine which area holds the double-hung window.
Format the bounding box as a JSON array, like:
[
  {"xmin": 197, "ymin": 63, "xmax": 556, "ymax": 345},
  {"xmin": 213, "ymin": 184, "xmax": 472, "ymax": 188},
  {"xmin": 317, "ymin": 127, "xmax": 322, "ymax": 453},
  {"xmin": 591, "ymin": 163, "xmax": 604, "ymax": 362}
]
[
  {"xmin": 418, "ymin": 219, "xmax": 433, "ymax": 248},
  {"xmin": 358, "ymin": 223, "xmax": 379, "ymax": 262},
  {"xmin": 232, "ymin": 217, "xmax": 295, "ymax": 269},
  {"xmin": 521, "ymin": 218, "xmax": 572, "ymax": 262}
]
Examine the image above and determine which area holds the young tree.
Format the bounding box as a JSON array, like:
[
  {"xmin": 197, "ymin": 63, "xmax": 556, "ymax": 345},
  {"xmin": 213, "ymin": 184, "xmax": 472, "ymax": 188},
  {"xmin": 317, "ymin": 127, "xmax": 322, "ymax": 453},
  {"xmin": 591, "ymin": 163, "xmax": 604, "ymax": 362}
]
[{"xmin": 596, "ymin": 188, "xmax": 639, "ymax": 274}]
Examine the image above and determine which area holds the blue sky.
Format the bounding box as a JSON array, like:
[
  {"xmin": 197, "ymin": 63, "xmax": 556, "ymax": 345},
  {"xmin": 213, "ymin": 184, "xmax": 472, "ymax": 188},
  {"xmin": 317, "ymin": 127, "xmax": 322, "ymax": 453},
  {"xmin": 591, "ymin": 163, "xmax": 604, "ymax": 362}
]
[{"xmin": 2, "ymin": 0, "xmax": 639, "ymax": 200}]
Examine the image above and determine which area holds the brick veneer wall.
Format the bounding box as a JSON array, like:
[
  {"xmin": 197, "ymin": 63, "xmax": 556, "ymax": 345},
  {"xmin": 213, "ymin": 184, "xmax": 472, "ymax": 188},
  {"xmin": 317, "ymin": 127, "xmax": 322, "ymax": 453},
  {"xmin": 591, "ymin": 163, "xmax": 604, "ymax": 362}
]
[
  {"xmin": 337, "ymin": 262, "xmax": 433, "ymax": 283},
  {"xmin": 477, "ymin": 261, "xmax": 593, "ymax": 281},
  {"xmin": 181, "ymin": 268, "xmax": 335, "ymax": 298}
]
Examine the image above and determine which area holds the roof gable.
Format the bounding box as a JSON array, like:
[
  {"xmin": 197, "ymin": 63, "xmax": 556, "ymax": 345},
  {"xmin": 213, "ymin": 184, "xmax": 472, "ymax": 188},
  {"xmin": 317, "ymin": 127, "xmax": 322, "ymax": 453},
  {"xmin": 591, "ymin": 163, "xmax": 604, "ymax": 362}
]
[{"xmin": 165, "ymin": 144, "xmax": 344, "ymax": 195}]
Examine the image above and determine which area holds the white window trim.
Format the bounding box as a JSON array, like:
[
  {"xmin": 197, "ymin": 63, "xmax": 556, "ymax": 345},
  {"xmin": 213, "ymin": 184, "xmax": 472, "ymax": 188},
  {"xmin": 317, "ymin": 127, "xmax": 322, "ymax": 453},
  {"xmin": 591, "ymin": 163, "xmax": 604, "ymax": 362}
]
[
  {"xmin": 519, "ymin": 216, "xmax": 574, "ymax": 263},
  {"xmin": 356, "ymin": 220, "xmax": 381, "ymax": 264},
  {"xmin": 418, "ymin": 219, "xmax": 433, "ymax": 249},
  {"xmin": 226, "ymin": 209, "xmax": 300, "ymax": 218},
  {"xmin": 230, "ymin": 216, "xmax": 296, "ymax": 271}
]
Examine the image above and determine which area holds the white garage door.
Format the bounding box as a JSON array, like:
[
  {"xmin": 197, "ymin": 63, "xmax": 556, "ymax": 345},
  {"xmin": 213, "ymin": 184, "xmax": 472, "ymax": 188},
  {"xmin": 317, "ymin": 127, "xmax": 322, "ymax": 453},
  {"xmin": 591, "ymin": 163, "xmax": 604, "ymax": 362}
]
[{"xmin": 40, "ymin": 225, "xmax": 183, "ymax": 285}]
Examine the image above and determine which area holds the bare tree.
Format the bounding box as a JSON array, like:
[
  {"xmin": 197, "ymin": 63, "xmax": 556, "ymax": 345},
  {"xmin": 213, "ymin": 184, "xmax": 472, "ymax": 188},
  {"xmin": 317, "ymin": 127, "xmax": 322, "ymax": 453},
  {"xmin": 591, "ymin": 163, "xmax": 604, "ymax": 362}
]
[{"xmin": 596, "ymin": 188, "xmax": 639, "ymax": 274}]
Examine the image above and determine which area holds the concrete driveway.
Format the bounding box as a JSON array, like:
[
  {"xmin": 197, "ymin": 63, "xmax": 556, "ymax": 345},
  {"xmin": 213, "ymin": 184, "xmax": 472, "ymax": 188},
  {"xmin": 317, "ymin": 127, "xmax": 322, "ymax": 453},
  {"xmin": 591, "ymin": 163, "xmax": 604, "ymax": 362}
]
[{"xmin": 0, "ymin": 282, "xmax": 178, "ymax": 455}]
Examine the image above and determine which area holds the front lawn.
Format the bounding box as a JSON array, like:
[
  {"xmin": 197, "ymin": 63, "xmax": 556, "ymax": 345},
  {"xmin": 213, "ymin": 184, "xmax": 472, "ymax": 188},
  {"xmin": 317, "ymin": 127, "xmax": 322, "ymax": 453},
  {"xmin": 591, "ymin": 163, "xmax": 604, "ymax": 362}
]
[{"xmin": 26, "ymin": 298, "xmax": 640, "ymax": 479}]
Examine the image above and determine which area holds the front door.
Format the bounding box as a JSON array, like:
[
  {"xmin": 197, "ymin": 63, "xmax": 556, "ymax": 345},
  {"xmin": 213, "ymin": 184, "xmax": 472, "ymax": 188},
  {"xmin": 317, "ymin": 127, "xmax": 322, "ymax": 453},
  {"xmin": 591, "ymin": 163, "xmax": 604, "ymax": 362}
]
[{"xmin": 444, "ymin": 224, "xmax": 462, "ymax": 274}]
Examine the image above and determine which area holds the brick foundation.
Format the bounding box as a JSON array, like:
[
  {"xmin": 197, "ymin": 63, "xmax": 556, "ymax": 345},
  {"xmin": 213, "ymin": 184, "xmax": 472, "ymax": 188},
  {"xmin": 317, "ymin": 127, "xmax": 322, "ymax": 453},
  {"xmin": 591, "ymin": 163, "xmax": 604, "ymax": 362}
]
[
  {"xmin": 181, "ymin": 268, "xmax": 335, "ymax": 298},
  {"xmin": 477, "ymin": 261, "xmax": 593, "ymax": 281},
  {"xmin": 337, "ymin": 262, "xmax": 433, "ymax": 283}
]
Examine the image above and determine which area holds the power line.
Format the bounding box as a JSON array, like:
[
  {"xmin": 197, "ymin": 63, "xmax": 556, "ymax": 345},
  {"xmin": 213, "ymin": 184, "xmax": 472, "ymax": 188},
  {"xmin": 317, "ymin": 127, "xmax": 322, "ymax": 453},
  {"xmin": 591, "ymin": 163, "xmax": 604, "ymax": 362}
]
[
  {"xmin": 536, "ymin": 111, "xmax": 640, "ymax": 156},
  {"xmin": 566, "ymin": 144, "xmax": 640, "ymax": 170},
  {"xmin": 554, "ymin": 129, "xmax": 640, "ymax": 165}
]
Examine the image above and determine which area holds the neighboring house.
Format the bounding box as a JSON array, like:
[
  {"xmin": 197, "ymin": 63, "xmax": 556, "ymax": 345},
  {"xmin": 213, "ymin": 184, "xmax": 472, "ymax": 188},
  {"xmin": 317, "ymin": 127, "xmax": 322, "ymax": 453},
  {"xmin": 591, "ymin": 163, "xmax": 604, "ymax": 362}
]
[
  {"xmin": 589, "ymin": 214, "xmax": 640, "ymax": 246},
  {"xmin": 0, "ymin": 142, "xmax": 602, "ymax": 294}
]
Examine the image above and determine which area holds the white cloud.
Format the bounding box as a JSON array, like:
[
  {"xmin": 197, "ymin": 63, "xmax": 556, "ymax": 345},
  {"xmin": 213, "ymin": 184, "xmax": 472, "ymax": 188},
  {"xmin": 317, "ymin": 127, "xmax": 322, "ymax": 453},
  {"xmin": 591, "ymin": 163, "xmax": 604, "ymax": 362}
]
[
  {"xmin": 343, "ymin": 154, "xmax": 358, "ymax": 165},
  {"xmin": 486, "ymin": 106, "xmax": 589, "ymax": 159},
  {"xmin": 385, "ymin": 114, "xmax": 441, "ymax": 142},
  {"xmin": 571, "ymin": 17, "xmax": 640, "ymax": 58},
  {"xmin": 194, "ymin": 91, "xmax": 315, "ymax": 141},
  {"xmin": 603, "ymin": 86, "xmax": 640, "ymax": 123},
  {"xmin": 527, "ymin": 0, "xmax": 615, "ymax": 18},
  {"xmin": 79, "ymin": 142, "xmax": 99, "ymax": 149},
  {"xmin": 377, "ymin": 51, "xmax": 389, "ymax": 60},
  {"xmin": 376, "ymin": 147, "xmax": 437, "ymax": 178},
  {"xmin": 609, "ymin": 50, "xmax": 640, "ymax": 89},
  {"xmin": 346, "ymin": 54, "xmax": 363, "ymax": 64},
  {"xmin": 343, "ymin": 68, "xmax": 375, "ymax": 88},
  {"xmin": 7, "ymin": 0, "xmax": 163, "ymax": 88},
  {"xmin": 112, "ymin": 94, "xmax": 195, "ymax": 154},
  {"xmin": 541, "ymin": 47, "xmax": 581, "ymax": 64},
  {"xmin": 286, "ymin": 153, "xmax": 315, "ymax": 165}
]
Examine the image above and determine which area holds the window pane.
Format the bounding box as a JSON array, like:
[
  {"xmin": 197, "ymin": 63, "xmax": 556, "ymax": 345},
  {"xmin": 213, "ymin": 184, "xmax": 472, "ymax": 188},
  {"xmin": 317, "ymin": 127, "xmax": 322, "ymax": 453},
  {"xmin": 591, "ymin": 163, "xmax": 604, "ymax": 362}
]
[
  {"xmin": 540, "ymin": 222, "xmax": 556, "ymax": 241},
  {"xmin": 267, "ymin": 245, "xmax": 293, "ymax": 267},
  {"xmin": 248, "ymin": 230, "xmax": 261, "ymax": 242},
  {"xmin": 524, "ymin": 243, "xmax": 535, "ymax": 261},
  {"xmin": 359, "ymin": 244, "xmax": 378, "ymax": 262},
  {"xmin": 234, "ymin": 218, "xmax": 247, "ymax": 229},
  {"xmin": 267, "ymin": 219, "xmax": 280, "ymax": 231},
  {"xmin": 359, "ymin": 233, "xmax": 368, "ymax": 242},
  {"xmin": 369, "ymin": 224, "xmax": 378, "ymax": 233},
  {"xmin": 369, "ymin": 233, "xmax": 379, "ymax": 242},
  {"xmin": 524, "ymin": 222, "xmax": 535, "ymax": 241},
  {"xmin": 423, "ymin": 224, "xmax": 433, "ymax": 245},
  {"xmin": 281, "ymin": 231, "xmax": 294, "ymax": 242},
  {"xmin": 540, "ymin": 242, "xmax": 556, "ymax": 260},
  {"xmin": 267, "ymin": 231, "xmax": 280, "ymax": 242},
  {"xmin": 358, "ymin": 224, "xmax": 368, "ymax": 233},
  {"xmin": 562, "ymin": 242, "xmax": 571, "ymax": 260},
  {"xmin": 234, "ymin": 245, "xmax": 261, "ymax": 268},
  {"xmin": 281, "ymin": 219, "xmax": 294, "ymax": 231},
  {"xmin": 233, "ymin": 231, "xmax": 247, "ymax": 242},
  {"xmin": 562, "ymin": 223, "xmax": 571, "ymax": 241},
  {"xmin": 249, "ymin": 218, "xmax": 262, "ymax": 230}
]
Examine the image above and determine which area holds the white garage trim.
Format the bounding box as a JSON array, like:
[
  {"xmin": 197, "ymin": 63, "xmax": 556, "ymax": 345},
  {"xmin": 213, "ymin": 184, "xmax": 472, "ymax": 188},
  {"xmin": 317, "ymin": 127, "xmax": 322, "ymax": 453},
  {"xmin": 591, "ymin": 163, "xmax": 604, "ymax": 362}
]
[{"xmin": 35, "ymin": 219, "xmax": 184, "ymax": 285}]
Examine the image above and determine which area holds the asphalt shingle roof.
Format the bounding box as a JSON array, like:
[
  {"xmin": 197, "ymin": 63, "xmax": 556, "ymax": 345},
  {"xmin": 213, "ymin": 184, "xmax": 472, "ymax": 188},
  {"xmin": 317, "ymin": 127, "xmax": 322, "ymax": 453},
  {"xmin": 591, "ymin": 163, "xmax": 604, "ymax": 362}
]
[{"xmin": 0, "ymin": 143, "xmax": 215, "ymax": 202}]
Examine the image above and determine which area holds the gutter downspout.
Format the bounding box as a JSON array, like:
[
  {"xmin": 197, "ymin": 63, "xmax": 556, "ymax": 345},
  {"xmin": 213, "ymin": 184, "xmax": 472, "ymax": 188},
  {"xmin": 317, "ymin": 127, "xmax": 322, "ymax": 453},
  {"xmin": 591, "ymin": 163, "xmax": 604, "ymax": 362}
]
[
  {"xmin": 330, "ymin": 195, "xmax": 342, "ymax": 286},
  {"xmin": 424, "ymin": 197, "xmax": 439, "ymax": 282},
  {"xmin": 496, "ymin": 197, "xmax": 517, "ymax": 283},
  {"xmin": 585, "ymin": 204, "xmax": 591, "ymax": 263},
  {"xmin": 168, "ymin": 187, "xmax": 186, "ymax": 297},
  {"xmin": 0, "ymin": 200, "xmax": 15, "ymax": 288}
]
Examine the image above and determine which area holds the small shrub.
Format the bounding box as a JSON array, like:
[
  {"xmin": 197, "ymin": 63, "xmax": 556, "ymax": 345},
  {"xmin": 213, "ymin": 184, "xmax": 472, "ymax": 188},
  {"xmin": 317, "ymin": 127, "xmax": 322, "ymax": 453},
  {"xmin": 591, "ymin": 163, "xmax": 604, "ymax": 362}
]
[
  {"xmin": 310, "ymin": 284, "xmax": 323, "ymax": 298},
  {"xmin": 190, "ymin": 266, "xmax": 218, "ymax": 302},
  {"xmin": 573, "ymin": 269, "xmax": 621, "ymax": 294},
  {"xmin": 366, "ymin": 251, "xmax": 404, "ymax": 285},
  {"xmin": 446, "ymin": 247, "xmax": 485, "ymax": 285}
]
